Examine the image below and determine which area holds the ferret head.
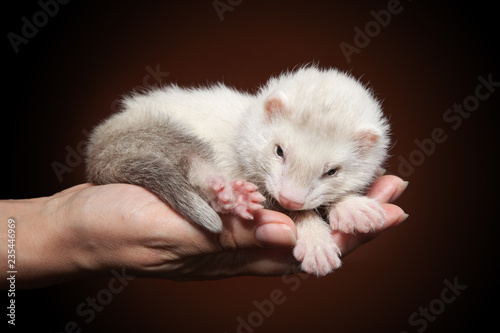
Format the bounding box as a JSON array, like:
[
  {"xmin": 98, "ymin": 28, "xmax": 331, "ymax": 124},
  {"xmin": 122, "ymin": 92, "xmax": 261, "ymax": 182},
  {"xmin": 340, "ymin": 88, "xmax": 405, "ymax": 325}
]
[{"xmin": 240, "ymin": 66, "xmax": 390, "ymax": 211}]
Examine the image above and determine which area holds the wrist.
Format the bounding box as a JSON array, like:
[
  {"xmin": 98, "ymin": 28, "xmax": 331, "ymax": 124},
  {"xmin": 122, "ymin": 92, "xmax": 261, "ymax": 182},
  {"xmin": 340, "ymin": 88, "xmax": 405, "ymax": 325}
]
[{"xmin": 0, "ymin": 187, "xmax": 92, "ymax": 289}]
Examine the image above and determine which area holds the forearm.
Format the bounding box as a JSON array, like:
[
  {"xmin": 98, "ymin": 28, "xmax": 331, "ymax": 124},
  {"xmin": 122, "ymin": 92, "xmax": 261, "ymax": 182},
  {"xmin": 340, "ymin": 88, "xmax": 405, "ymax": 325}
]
[{"xmin": 0, "ymin": 192, "xmax": 86, "ymax": 289}]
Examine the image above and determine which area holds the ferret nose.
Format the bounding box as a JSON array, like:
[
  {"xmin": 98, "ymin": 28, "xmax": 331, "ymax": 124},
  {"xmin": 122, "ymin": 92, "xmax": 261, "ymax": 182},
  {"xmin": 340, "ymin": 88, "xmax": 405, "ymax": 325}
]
[{"xmin": 279, "ymin": 195, "xmax": 304, "ymax": 210}]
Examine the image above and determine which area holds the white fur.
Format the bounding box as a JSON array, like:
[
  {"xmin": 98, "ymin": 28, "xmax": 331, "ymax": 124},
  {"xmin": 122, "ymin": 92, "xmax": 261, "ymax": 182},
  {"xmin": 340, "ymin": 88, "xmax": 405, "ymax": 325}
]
[
  {"xmin": 113, "ymin": 65, "xmax": 390, "ymax": 275},
  {"xmin": 236, "ymin": 66, "xmax": 389, "ymax": 208}
]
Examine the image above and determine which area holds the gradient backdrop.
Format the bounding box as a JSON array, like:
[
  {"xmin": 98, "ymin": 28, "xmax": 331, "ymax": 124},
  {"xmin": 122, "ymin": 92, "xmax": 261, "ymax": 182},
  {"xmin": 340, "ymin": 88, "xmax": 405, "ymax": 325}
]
[{"xmin": 3, "ymin": 0, "xmax": 499, "ymax": 332}]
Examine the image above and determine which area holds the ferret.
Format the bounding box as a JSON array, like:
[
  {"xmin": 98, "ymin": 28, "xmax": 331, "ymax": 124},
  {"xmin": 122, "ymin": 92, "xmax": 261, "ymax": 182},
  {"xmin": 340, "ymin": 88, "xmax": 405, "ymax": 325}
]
[{"xmin": 86, "ymin": 65, "xmax": 390, "ymax": 276}]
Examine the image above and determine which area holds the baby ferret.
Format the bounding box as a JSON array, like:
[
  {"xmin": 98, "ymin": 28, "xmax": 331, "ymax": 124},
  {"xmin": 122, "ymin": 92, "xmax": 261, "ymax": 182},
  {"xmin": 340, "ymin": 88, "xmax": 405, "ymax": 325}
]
[{"xmin": 86, "ymin": 66, "xmax": 390, "ymax": 276}]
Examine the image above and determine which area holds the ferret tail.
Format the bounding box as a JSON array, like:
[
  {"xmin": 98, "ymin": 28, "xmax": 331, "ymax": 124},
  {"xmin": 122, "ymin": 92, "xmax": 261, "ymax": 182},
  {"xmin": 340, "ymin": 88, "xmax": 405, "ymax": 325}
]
[
  {"xmin": 88, "ymin": 157, "xmax": 224, "ymax": 233},
  {"xmin": 136, "ymin": 161, "xmax": 224, "ymax": 233},
  {"xmin": 85, "ymin": 110, "xmax": 226, "ymax": 232},
  {"xmin": 85, "ymin": 111, "xmax": 225, "ymax": 232}
]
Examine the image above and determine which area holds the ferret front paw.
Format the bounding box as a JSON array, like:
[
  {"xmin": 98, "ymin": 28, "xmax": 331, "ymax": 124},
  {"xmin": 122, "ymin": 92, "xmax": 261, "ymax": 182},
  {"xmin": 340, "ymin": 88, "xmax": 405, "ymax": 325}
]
[
  {"xmin": 293, "ymin": 233, "xmax": 342, "ymax": 277},
  {"xmin": 208, "ymin": 177, "xmax": 265, "ymax": 220},
  {"xmin": 329, "ymin": 196, "xmax": 386, "ymax": 234}
]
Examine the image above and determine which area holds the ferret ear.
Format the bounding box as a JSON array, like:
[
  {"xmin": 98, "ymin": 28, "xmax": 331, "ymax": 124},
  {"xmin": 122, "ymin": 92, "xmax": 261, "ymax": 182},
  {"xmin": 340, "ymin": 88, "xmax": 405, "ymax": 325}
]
[
  {"xmin": 264, "ymin": 91, "xmax": 288, "ymax": 118},
  {"xmin": 354, "ymin": 126, "xmax": 381, "ymax": 152}
]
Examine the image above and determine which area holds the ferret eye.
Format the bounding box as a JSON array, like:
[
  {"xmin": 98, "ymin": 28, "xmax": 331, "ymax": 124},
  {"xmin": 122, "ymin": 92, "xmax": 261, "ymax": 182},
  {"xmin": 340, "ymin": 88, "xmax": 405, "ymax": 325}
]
[
  {"xmin": 275, "ymin": 145, "xmax": 284, "ymax": 158},
  {"xmin": 325, "ymin": 168, "xmax": 338, "ymax": 176}
]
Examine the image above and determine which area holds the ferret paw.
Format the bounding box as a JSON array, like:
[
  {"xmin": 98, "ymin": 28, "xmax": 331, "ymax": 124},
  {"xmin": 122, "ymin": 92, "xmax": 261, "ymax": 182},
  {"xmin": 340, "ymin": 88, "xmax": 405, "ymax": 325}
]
[
  {"xmin": 208, "ymin": 177, "xmax": 265, "ymax": 220},
  {"xmin": 293, "ymin": 234, "xmax": 342, "ymax": 277},
  {"xmin": 329, "ymin": 196, "xmax": 386, "ymax": 234},
  {"xmin": 231, "ymin": 180, "xmax": 266, "ymax": 219}
]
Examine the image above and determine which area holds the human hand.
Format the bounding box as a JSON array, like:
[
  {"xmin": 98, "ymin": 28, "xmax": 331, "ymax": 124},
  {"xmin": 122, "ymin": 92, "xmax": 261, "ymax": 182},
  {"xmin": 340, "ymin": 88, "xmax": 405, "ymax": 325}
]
[{"xmin": 0, "ymin": 175, "xmax": 407, "ymax": 288}]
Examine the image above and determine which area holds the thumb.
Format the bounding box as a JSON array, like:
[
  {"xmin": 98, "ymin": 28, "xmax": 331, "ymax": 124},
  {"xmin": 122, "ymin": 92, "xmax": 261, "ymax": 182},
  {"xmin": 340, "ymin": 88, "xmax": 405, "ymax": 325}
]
[{"xmin": 218, "ymin": 209, "xmax": 297, "ymax": 250}]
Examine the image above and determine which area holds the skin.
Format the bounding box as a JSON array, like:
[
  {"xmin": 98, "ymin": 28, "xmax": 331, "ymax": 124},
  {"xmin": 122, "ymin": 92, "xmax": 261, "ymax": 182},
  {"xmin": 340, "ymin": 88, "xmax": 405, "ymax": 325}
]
[{"xmin": 0, "ymin": 175, "xmax": 407, "ymax": 289}]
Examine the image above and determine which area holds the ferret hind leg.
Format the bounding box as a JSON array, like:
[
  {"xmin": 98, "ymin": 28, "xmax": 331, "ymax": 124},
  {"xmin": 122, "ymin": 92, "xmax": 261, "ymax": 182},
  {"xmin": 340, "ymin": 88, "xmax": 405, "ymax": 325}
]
[
  {"xmin": 86, "ymin": 112, "xmax": 264, "ymax": 232},
  {"xmin": 186, "ymin": 160, "xmax": 265, "ymax": 222},
  {"xmin": 86, "ymin": 114, "xmax": 225, "ymax": 232}
]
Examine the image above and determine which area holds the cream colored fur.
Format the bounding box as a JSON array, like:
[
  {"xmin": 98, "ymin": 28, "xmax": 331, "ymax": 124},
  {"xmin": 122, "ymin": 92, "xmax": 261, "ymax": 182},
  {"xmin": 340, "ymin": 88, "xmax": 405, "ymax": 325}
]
[{"xmin": 86, "ymin": 65, "xmax": 390, "ymax": 276}]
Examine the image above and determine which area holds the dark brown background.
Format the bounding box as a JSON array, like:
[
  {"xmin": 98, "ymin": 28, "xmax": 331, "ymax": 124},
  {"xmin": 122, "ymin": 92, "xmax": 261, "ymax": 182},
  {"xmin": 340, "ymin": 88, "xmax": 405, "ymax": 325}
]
[{"xmin": 3, "ymin": 0, "xmax": 499, "ymax": 332}]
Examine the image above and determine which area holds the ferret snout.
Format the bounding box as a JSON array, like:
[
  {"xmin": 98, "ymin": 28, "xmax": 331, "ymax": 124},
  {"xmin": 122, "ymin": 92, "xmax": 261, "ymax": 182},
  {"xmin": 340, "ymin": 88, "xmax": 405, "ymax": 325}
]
[
  {"xmin": 277, "ymin": 179, "xmax": 308, "ymax": 210},
  {"xmin": 278, "ymin": 194, "xmax": 304, "ymax": 210}
]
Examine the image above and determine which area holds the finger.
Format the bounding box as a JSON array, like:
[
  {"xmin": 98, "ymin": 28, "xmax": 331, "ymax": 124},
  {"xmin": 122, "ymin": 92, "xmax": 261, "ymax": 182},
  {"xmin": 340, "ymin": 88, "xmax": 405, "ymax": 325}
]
[
  {"xmin": 382, "ymin": 203, "xmax": 409, "ymax": 229},
  {"xmin": 167, "ymin": 247, "xmax": 300, "ymax": 281},
  {"xmin": 367, "ymin": 175, "xmax": 408, "ymax": 203},
  {"xmin": 332, "ymin": 203, "xmax": 408, "ymax": 256},
  {"xmin": 239, "ymin": 248, "xmax": 300, "ymax": 276},
  {"xmin": 218, "ymin": 209, "xmax": 297, "ymax": 251}
]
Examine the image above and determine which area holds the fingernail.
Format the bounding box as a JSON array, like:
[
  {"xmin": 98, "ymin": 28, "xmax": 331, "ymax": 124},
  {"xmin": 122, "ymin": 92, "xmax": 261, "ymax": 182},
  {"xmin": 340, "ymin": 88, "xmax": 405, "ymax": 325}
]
[
  {"xmin": 390, "ymin": 181, "xmax": 409, "ymax": 203},
  {"xmin": 376, "ymin": 168, "xmax": 386, "ymax": 176},
  {"xmin": 397, "ymin": 213, "xmax": 409, "ymax": 224},
  {"xmin": 256, "ymin": 223, "xmax": 297, "ymax": 248}
]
